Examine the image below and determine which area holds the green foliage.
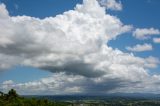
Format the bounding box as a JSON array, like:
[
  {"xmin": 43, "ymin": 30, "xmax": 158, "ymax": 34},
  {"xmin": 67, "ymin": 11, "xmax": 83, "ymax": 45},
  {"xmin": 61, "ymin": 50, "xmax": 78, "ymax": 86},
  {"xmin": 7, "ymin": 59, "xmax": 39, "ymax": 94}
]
[
  {"xmin": 0, "ymin": 89, "xmax": 69, "ymax": 106},
  {"xmin": 1, "ymin": 90, "xmax": 160, "ymax": 106}
]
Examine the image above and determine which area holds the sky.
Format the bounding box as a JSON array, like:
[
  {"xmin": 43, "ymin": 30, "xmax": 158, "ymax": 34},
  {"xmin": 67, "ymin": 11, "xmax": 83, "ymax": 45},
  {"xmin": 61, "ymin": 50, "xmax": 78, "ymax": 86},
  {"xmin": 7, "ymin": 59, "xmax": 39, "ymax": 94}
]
[{"xmin": 0, "ymin": 0, "xmax": 160, "ymax": 95}]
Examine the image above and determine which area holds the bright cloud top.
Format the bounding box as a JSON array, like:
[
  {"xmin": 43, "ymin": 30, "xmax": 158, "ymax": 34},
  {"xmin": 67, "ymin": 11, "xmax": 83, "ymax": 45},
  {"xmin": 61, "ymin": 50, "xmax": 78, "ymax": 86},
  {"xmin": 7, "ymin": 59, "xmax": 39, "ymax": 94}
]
[
  {"xmin": 0, "ymin": 0, "xmax": 160, "ymax": 94},
  {"xmin": 133, "ymin": 28, "xmax": 160, "ymax": 40},
  {"xmin": 126, "ymin": 43, "xmax": 153, "ymax": 52},
  {"xmin": 98, "ymin": 0, "xmax": 122, "ymax": 11},
  {"xmin": 0, "ymin": 0, "xmax": 131, "ymax": 75}
]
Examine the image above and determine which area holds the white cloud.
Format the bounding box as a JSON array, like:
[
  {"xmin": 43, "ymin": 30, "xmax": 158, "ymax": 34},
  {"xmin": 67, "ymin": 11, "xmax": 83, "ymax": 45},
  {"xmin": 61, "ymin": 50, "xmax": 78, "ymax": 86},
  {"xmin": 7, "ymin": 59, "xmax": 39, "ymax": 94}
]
[
  {"xmin": 0, "ymin": 3, "xmax": 9, "ymax": 19},
  {"xmin": 111, "ymin": 74, "xmax": 160, "ymax": 94},
  {"xmin": 0, "ymin": 0, "xmax": 160, "ymax": 94},
  {"xmin": 133, "ymin": 28, "xmax": 160, "ymax": 40},
  {"xmin": 2, "ymin": 80, "xmax": 14, "ymax": 85},
  {"xmin": 98, "ymin": 0, "xmax": 122, "ymax": 11},
  {"xmin": 1, "ymin": 80, "xmax": 14, "ymax": 90},
  {"xmin": 145, "ymin": 56, "xmax": 160, "ymax": 68},
  {"xmin": 153, "ymin": 38, "xmax": 160, "ymax": 43},
  {"xmin": 0, "ymin": 1, "xmax": 132, "ymax": 75},
  {"xmin": 126, "ymin": 43, "xmax": 153, "ymax": 52}
]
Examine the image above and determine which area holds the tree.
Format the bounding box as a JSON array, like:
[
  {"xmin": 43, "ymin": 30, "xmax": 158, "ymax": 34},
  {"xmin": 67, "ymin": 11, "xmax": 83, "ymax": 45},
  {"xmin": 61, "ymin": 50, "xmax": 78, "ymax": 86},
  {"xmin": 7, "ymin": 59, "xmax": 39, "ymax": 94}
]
[
  {"xmin": 0, "ymin": 89, "xmax": 69, "ymax": 106},
  {"xmin": 0, "ymin": 91, "xmax": 4, "ymax": 96},
  {"xmin": 7, "ymin": 89, "xmax": 19, "ymax": 100}
]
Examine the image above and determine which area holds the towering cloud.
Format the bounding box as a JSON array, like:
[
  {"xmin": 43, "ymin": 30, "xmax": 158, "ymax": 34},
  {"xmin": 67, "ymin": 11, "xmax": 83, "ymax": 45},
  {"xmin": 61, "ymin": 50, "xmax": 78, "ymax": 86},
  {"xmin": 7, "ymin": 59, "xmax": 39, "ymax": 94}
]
[
  {"xmin": 0, "ymin": 0, "xmax": 131, "ymax": 75},
  {"xmin": 0, "ymin": 0, "xmax": 160, "ymax": 94}
]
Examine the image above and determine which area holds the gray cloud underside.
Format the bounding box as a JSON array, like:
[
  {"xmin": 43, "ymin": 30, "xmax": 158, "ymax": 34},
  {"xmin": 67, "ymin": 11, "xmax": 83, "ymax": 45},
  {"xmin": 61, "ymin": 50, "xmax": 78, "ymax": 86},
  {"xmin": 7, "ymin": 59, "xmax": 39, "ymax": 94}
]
[{"xmin": 0, "ymin": 0, "xmax": 160, "ymax": 94}]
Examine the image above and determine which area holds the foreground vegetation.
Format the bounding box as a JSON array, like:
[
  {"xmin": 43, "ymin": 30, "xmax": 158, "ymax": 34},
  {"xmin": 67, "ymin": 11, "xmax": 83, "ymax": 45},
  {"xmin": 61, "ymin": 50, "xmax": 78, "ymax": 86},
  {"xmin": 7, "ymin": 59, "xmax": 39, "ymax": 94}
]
[
  {"xmin": 1, "ymin": 89, "xmax": 160, "ymax": 106},
  {"xmin": 0, "ymin": 89, "xmax": 69, "ymax": 106}
]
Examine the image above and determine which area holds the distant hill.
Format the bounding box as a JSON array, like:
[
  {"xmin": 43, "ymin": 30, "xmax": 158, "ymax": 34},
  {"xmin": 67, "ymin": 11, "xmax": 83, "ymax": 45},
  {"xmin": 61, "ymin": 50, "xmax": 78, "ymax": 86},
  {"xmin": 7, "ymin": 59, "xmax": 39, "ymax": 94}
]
[
  {"xmin": 25, "ymin": 93, "xmax": 160, "ymax": 101},
  {"xmin": 1, "ymin": 89, "xmax": 160, "ymax": 106}
]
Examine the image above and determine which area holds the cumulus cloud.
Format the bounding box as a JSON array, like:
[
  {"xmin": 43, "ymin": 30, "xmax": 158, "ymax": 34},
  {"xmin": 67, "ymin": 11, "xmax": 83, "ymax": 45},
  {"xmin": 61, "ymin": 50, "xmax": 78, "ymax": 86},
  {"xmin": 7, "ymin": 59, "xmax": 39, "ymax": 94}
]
[
  {"xmin": 98, "ymin": 0, "xmax": 122, "ymax": 11},
  {"xmin": 153, "ymin": 38, "xmax": 160, "ymax": 43},
  {"xmin": 126, "ymin": 43, "xmax": 153, "ymax": 52},
  {"xmin": 0, "ymin": 73, "xmax": 125, "ymax": 95},
  {"xmin": 133, "ymin": 28, "xmax": 160, "ymax": 40},
  {"xmin": 0, "ymin": 0, "xmax": 160, "ymax": 94},
  {"xmin": 0, "ymin": 0, "xmax": 132, "ymax": 76}
]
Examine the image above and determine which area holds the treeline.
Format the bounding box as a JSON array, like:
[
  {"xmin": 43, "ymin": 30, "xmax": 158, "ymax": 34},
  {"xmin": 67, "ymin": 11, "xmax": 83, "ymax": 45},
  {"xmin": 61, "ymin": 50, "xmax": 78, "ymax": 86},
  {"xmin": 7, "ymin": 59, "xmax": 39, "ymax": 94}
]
[
  {"xmin": 1, "ymin": 89, "xmax": 160, "ymax": 106},
  {"xmin": 0, "ymin": 89, "xmax": 69, "ymax": 106}
]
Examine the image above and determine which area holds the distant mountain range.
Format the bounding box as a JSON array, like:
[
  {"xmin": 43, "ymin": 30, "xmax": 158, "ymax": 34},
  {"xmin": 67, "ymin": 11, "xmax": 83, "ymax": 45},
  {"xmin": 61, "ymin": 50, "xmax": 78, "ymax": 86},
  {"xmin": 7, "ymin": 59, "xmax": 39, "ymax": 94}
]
[{"xmin": 24, "ymin": 93, "xmax": 160, "ymax": 101}]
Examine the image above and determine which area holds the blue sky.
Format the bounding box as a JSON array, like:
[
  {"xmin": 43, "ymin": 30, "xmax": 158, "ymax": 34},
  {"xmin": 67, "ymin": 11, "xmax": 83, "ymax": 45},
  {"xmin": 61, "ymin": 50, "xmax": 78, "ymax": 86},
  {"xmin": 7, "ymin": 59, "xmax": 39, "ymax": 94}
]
[
  {"xmin": 0, "ymin": 0, "xmax": 82, "ymax": 18},
  {"xmin": 108, "ymin": 0, "xmax": 160, "ymax": 55},
  {"xmin": 0, "ymin": 0, "xmax": 160, "ymax": 95},
  {"xmin": 0, "ymin": 0, "xmax": 84, "ymax": 83}
]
